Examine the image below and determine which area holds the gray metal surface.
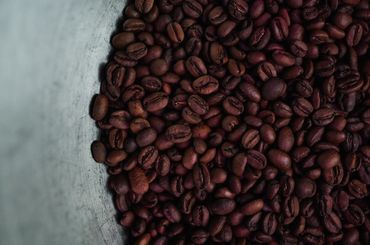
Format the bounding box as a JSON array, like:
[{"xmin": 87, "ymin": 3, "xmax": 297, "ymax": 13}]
[{"xmin": 0, "ymin": 1, "xmax": 126, "ymax": 244}]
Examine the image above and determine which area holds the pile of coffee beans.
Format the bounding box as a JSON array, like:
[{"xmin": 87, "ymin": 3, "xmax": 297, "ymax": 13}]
[{"xmin": 91, "ymin": 0, "xmax": 370, "ymax": 244}]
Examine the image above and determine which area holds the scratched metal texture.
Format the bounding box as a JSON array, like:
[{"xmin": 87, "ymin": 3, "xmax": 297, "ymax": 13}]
[{"xmin": 0, "ymin": 0, "xmax": 126, "ymax": 244}]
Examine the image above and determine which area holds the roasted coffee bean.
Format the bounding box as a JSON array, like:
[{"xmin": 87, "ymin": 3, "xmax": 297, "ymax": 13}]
[
  {"xmin": 92, "ymin": 1, "xmax": 370, "ymax": 243},
  {"xmin": 209, "ymin": 199, "xmax": 236, "ymax": 215},
  {"xmin": 185, "ymin": 56, "xmax": 207, "ymax": 78},
  {"xmin": 268, "ymin": 149, "xmax": 291, "ymax": 171},
  {"xmin": 241, "ymin": 129, "xmax": 260, "ymax": 149},
  {"xmin": 143, "ymin": 92, "xmax": 169, "ymax": 112},
  {"xmin": 193, "ymin": 163, "xmax": 211, "ymax": 190},
  {"xmin": 166, "ymin": 124, "xmax": 192, "ymax": 144},
  {"xmin": 182, "ymin": 0, "xmax": 203, "ymax": 19},
  {"xmin": 317, "ymin": 150, "xmax": 341, "ymax": 169},
  {"xmin": 241, "ymin": 199, "xmax": 264, "ymax": 216},
  {"xmin": 91, "ymin": 141, "xmax": 107, "ymax": 163},
  {"xmin": 91, "ymin": 94, "xmax": 109, "ymax": 121},
  {"xmin": 167, "ymin": 22, "xmax": 184, "ymax": 44},
  {"xmin": 261, "ymin": 78, "xmax": 287, "ymax": 101},
  {"xmin": 135, "ymin": 0, "xmax": 154, "ymax": 14},
  {"xmin": 192, "ymin": 75, "xmax": 219, "ymax": 95},
  {"xmin": 292, "ymin": 98, "xmax": 313, "ymax": 117}
]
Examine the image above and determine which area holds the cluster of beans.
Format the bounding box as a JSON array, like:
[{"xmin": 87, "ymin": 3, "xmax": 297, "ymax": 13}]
[{"xmin": 91, "ymin": 0, "xmax": 370, "ymax": 244}]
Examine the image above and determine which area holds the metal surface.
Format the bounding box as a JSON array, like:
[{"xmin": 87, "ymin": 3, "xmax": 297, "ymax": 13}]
[{"xmin": 0, "ymin": 1, "xmax": 126, "ymax": 244}]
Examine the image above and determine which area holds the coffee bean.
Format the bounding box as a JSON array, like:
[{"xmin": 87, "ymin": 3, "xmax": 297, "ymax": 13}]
[
  {"xmin": 209, "ymin": 199, "xmax": 236, "ymax": 215},
  {"xmin": 143, "ymin": 92, "xmax": 169, "ymax": 112},
  {"xmin": 241, "ymin": 199, "xmax": 264, "ymax": 216},
  {"xmin": 292, "ymin": 97, "xmax": 313, "ymax": 117},
  {"xmin": 271, "ymin": 17, "xmax": 289, "ymax": 41},
  {"xmin": 209, "ymin": 42, "xmax": 228, "ymax": 65},
  {"xmin": 188, "ymin": 95, "xmax": 209, "ymax": 116},
  {"xmin": 241, "ymin": 129, "xmax": 260, "ymax": 149},
  {"xmin": 150, "ymin": 58, "xmax": 169, "ymax": 76},
  {"xmin": 182, "ymin": 0, "xmax": 203, "ymax": 19},
  {"xmin": 129, "ymin": 167, "xmax": 149, "ymax": 194},
  {"xmin": 166, "ymin": 22, "xmax": 184, "ymax": 44},
  {"xmin": 91, "ymin": 94, "xmax": 109, "ymax": 121},
  {"xmin": 185, "ymin": 56, "xmax": 207, "ymax": 77},
  {"xmin": 268, "ymin": 149, "xmax": 291, "ymax": 171},
  {"xmin": 239, "ymin": 82, "xmax": 261, "ymax": 102},
  {"xmin": 123, "ymin": 18, "xmax": 146, "ymax": 32},
  {"xmin": 136, "ymin": 128, "xmax": 157, "ymax": 147},
  {"xmin": 166, "ymin": 124, "xmax": 192, "ymax": 144},
  {"xmin": 247, "ymin": 151, "xmax": 266, "ymax": 171},
  {"xmin": 262, "ymin": 78, "xmax": 287, "ymax": 101},
  {"xmin": 317, "ymin": 150, "xmax": 341, "ymax": 169},
  {"xmin": 91, "ymin": 141, "xmax": 107, "ymax": 163},
  {"xmin": 192, "ymin": 75, "xmax": 219, "ymax": 95},
  {"xmin": 112, "ymin": 32, "xmax": 135, "ymax": 49},
  {"xmin": 228, "ymin": 0, "xmax": 249, "ymax": 20},
  {"xmin": 257, "ymin": 62, "xmax": 277, "ymax": 81},
  {"xmin": 135, "ymin": 0, "xmax": 154, "ymax": 14},
  {"xmin": 272, "ymin": 50, "xmax": 295, "ymax": 67}
]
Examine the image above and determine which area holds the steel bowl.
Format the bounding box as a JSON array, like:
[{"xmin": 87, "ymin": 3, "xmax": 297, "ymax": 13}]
[{"xmin": 0, "ymin": 0, "xmax": 127, "ymax": 244}]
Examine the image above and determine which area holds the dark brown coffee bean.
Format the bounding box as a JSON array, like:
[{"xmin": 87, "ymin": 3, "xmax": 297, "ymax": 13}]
[
  {"xmin": 257, "ymin": 62, "xmax": 277, "ymax": 81},
  {"xmin": 292, "ymin": 97, "xmax": 313, "ymax": 117},
  {"xmin": 247, "ymin": 150, "xmax": 267, "ymax": 170},
  {"xmin": 241, "ymin": 199, "xmax": 264, "ymax": 215},
  {"xmin": 268, "ymin": 149, "xmax": 291, "ymax": 171},
  {"xmin": 217, "ymin": 20, "xmax": 237, "ymax": 38},
  {"xmin": 129, "ymin": 167, "xmax": 149, "ymax": 194},
  {"xmin": 91, "ymin": 94, "xmax": 109, "ymax": 121},
  {"xmin": 150, "ymin": 58, "xmax": 169, "ymax": 76},
  {"xmin": 312, "ymin": 108, "xmax": 336, "ymax": 126},
  {"xmin": 344, "ymin": 204, "xmax": 365, "ymax": 226},
  {"xmin": 249, "ymin": 27, "xmax": 271, "ymax": 50},
  {"xmin": 183, "ymin": 0, "xmax": 203, "ymax": 19},
  {"xmin": 208, "ymin": 216, "xmax": 226, "ymax": 236},
  {"xmin": 262, "ymin": 213, "xmax": 277, "ymax": 235},
  {"xmin": 241, "ymin": 129, "xmax": 260, "ymax": 149},
  {"xmin": 91, "ymin": 141, "xmax": 107, "ymax": 163},
  {"xmin": 315, "ymin": 56, "xmax": 336, "ymax": 77},
  {"xmin": 193, "ymin": 163, "xmax": 211, "ymax": 190},
  {"xmin": 323, "ymin": 164, "xmax": 344, "ymax": 186},
  {"xmin": 167, "ymin": 22, "xmax": 185, "ymax": 44},
  {"xmin": 185, "ymin": 56, "xmax": 207, "ymax": 77},
  {"xmin": 112, "ymin": 32, "xmax": 135, "ymax": 49},
  {"xmin": 188, "ymin": 95, "xmax": 209, "ymax": 115},
  {"xmin": 347, "ymin": 179, "xmax": 368, "ymax": 199},
  {"xmin": 209, "ymin": 199, "xmax": 236, "ymax": 215},
  {"xmin": 126, "ymin": 42, "xmax": 148, "ymax": 60},
  {"xmin": 135, "ymin": 0, "xmax": 154, "ymax": 14},
  {"xmin": 143, "ymin": 92, "xmax": 169, "ymax": 112},
  {"xmin": 262, "ymin": 78, "xmax": 287, "ymax": 101},
  {"xmin": 272, "ymin": 50, "xmax": 295, "ymax": 67},
  {"xmin": 347, "ymin": 24, "xmax": 363, "ymax": 47},
  {"xmin": 271, "ymin": 17, "xmax": 289, "ymax": 41},
  {"xmin": 317, "ymin": 150, "xmax": 341, "ymax": 169},
  {"xmin": 192, "ymin": 75, "xmax": 219, "ymax": 95},
  {"xmin": 136, "ymin": 128, "xmax": 158, "ymax": 147},
  {"xmin": 123, "ymin": 18, "xmax": 146, "ymax": 32},
  {"xmin": 192, "ymin": 205, "xmax": 210, "ymax": 227},
  {"xmin": 227, "ymin": 59, "xmax": 245, "ymax": 77},
  {"xmin": 239, "ymin": 82, "xmax": 261, "ymax": 102},
  {"xmin": 295, "ymin": 177, "xmax": 317, "ymax": 199},
  {"xmin": 260, "ymin": 124, "xmax": 276, "ymax": 144},
  {"xmin": 223, "ymin": 96, "xmax": 244, "ymax": 116},
  {"xmin": 166, "ymin": 124, "xmax": 192, "ymax": 144},
  {"xmin": 209, "ymin": 42, "xmax": 228, "ymax": 65}
]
